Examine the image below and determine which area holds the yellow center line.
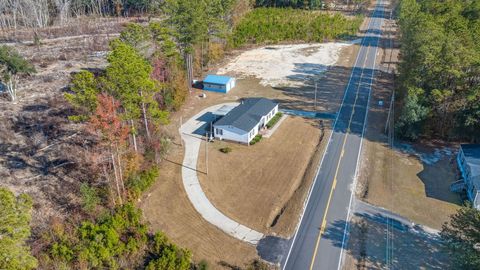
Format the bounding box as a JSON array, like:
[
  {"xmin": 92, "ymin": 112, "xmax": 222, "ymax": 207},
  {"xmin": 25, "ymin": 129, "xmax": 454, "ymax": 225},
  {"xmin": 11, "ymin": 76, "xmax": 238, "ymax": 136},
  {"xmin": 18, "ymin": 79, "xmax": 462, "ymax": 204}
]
[{"xmin": 308, "ymin": 43, "xmax": 371, "ymax": 270}]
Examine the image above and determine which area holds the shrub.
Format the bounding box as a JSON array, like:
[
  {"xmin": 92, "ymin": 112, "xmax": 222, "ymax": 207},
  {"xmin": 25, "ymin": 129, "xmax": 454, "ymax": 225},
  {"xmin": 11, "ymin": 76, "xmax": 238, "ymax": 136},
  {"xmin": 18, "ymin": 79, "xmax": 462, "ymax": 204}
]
[
  {"xmin": 146, "ymin": 232, "xmax": 191, "ymax": 270},
  {"xmin": 80, "ymin": 183, "xmax": 100, "ymax": 212},
  {"xmin": 47, "ymin": 204, "xmax": 193, "ymax": 269},
  {"xmin": 249, "ymin": 135, "xmax": 262, "ymax": 145},
  {"xmin": 219, "ymin": 147, "xmax": 232, "ymax": 154},
  {"xmin": 231, "ymin": 8, "xmax": 363, "ymax": 48},
  {"xmin": 197, "ymin": 259, "xmax": 209, "ymax": 270},
  {"xmin": 49, "ymin": 204, "xmax": 149, "ymax": 269},
  {"xmin": 246, "ymin": 259, "xmax": 270, "ymax": 270},
  {"xmin": 126, "ymin": 166, "xmax": 160, "ymax": 199},
  {"xmin": 266, "ymin": 112, "xmax": 283, "ymax": 129}
]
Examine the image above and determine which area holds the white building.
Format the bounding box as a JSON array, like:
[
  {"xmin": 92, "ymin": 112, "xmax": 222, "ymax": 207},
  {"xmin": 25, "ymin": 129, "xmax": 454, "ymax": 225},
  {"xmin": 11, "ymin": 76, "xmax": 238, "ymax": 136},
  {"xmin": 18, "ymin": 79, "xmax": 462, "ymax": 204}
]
[
  {"xmin": 455, "ymin": 144, "xmax": 480, "ymax": 209},
  {"xmin": 213, "ymin": 98, "xmax": 278, "ymax": 144}
]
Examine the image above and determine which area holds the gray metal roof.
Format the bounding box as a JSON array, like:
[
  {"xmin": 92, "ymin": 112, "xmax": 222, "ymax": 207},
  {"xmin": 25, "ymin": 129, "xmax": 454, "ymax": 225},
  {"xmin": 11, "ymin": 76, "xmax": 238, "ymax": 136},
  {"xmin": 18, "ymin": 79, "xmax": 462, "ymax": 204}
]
[
  {"xmin": 462, "ymin": 144, "xmax": 480, "ymax": 178},
  {"xmin": 214, "ymin": 98, "xmax": 277, "ymax": 132},
  {"xmin": 214, "ymin": 105, "xmax": 236, "ymax": 116}
]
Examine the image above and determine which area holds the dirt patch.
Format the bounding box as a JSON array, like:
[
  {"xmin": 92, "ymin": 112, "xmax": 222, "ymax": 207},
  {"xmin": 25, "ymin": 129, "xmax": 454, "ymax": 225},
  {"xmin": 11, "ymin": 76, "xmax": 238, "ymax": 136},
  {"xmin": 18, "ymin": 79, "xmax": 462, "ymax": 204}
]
[
  {"xmin": 342, "ymin": 215, "xmax": 450, "ymax": 269},
  {"xmin": 196, "ymin": 117, "xmax": 330, "ymax": 237},
  {"xmin": 218, "ymin": 42, "xmax": 358, "ymax": 87}
]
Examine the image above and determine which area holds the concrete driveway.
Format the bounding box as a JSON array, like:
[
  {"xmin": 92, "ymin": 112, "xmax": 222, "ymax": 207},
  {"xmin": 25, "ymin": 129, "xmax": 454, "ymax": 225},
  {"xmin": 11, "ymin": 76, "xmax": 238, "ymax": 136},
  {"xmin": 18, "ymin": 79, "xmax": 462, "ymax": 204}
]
[{"xmin": 179, "ymin": 103, "xmax": 264, "ymax": 245}]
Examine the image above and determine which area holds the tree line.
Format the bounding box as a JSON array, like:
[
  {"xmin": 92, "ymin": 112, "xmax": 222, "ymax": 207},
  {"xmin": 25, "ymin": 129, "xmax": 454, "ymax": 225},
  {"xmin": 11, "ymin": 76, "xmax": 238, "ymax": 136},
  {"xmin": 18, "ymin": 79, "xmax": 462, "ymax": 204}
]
[
  {"xmin": 0, "ymin": 0, "xmax": 164, "ymax": 29},
  {"xmin": 396, "ymin": 0, "xmax": 480, "ymax": 141},
  {"xmin": 255, "ymin": 0, "xmax": 367, "ymax": 10},
  {"xmin": 231, "ymin": 7, "xmax": 363, "ymax": 47}
]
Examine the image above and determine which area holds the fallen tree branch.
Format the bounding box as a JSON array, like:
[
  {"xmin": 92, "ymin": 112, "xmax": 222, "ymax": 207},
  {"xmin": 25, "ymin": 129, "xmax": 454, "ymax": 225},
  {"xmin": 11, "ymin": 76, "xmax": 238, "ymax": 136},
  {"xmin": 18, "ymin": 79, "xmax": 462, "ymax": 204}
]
[{"xmin": 37, "ymin": 132, "xmax": 79, "ymax": 152}]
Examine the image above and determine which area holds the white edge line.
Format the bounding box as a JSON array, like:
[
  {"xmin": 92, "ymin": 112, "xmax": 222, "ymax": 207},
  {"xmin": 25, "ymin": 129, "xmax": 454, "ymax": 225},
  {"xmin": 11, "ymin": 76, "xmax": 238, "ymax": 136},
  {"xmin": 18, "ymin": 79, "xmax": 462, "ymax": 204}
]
[
  {"xmin": 337, "ymin": 1, "xmax": 385, "ymax": 270},
  {"xmin": 282, "ymin": 7, "xmax": 378, "ymax": 269}
]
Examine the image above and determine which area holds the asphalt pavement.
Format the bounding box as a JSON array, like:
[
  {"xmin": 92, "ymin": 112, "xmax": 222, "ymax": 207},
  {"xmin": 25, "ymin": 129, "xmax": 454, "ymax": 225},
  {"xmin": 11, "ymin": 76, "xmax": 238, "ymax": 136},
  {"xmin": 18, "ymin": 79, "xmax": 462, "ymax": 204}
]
[{"xmin": 282, "ymin": 1, "xmax": 386, "ymax": 269}]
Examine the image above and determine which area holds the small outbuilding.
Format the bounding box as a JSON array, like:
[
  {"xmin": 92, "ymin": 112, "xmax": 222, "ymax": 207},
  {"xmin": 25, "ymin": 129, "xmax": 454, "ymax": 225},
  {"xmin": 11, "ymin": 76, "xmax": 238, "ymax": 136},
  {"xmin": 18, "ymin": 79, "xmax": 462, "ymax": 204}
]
[
  {"xmin": 203, "ymin": 75, "xmax": 236, "ymax": 93},
  {"xmin": 213, "ymin": 98, "xmax": 278, "ymax": 144}
]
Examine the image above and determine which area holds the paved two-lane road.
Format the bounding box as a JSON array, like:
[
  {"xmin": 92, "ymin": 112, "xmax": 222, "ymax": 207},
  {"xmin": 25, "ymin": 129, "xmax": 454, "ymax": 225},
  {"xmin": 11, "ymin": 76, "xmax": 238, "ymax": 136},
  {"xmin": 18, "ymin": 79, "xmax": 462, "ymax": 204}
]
[{"xmin": 283, "ymin": 1, "xmax": 386, "ymax": 269}]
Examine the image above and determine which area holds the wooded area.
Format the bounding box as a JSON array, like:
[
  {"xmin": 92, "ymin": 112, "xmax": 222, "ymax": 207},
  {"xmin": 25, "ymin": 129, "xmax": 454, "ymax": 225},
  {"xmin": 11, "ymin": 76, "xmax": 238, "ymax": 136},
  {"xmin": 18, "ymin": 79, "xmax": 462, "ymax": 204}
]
[
  {"xmin": 396, "ymin": 0, "xmax": 480, "ymax": 141},
  {"xmin": 231, "ymin": 8, "xmax": 362, "ymax": 47},
  {"xmin": 255, "ymin": 0, "xmax": 366, "ymax": 10},
  {"xmin": 0, "ymin": 0, "xmax": 164, "ymax": 29}
]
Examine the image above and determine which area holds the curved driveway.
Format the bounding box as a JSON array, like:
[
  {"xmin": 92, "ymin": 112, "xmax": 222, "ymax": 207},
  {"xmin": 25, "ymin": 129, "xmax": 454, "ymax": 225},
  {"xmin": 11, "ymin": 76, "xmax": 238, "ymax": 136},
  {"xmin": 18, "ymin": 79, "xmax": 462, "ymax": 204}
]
[{"xmin": 179, "ymin": 103, "xmax": 264, "ymax": 245}]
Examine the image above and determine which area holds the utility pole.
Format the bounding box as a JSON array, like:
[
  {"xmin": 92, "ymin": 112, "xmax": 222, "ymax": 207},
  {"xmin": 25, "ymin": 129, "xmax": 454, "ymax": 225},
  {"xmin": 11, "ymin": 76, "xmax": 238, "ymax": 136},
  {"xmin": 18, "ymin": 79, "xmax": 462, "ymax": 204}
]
[
  {"xmin": 205, "ymin": 129, "xmax": 208, "ymax": 175},
  {"xmin": 180, "ymin": 116, "xmax": 183, "ymax": 147}
]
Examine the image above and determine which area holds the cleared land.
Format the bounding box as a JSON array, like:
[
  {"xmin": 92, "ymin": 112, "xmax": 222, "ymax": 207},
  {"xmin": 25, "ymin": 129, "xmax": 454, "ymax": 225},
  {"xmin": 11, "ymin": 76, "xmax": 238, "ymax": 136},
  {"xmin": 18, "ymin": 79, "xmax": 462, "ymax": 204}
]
[
  {"xmin": 0, "ymin": 28, "xmax": 116, "ymax": 231},
  {"xmin": 197, "ymin": 116, "xmax": 329, "ymax": 237},
  {"xmin": 218, "ymin": 42, "xmax": 357, "ymax": 87}
]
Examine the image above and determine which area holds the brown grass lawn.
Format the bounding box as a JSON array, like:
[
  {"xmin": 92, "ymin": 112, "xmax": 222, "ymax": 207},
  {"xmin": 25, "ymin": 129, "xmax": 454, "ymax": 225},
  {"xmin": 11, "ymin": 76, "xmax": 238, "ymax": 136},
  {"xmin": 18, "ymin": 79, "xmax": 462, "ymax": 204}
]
[
  {"xmin": 359, "ymin": 138, "xmax": 461, "ymax": 229},
  {"xmin": 197, "ymin": 116, "xmax": 327, "ymax": 237},
  {"xmin": 140, "ymin": 142, "xmax": 258, "ymax": 269}
]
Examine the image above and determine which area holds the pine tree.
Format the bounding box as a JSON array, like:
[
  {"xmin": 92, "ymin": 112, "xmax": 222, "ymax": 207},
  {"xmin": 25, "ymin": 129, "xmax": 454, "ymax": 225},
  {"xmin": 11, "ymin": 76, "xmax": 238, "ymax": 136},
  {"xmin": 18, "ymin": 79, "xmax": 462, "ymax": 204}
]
[
  {"xmin": 64, "ymin": 70, "xmax": 98, "ymax": 121},
  {"xmin": 0, "ymin": 188, "xmax": 37, "ymax": 270},
  {"xmin": 441, "ymin": 205, "xmax": 480, "ymax": 269}
]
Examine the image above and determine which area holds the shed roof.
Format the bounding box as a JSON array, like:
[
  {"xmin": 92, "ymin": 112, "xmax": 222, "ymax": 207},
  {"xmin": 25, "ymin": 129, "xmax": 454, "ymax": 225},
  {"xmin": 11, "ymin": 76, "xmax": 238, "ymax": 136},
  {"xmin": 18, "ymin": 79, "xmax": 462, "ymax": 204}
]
[
  {"xmin": 462, "ymin": 144, "xmax": 480, "ymax": 178},
  {"xmin": 214, "ymin": 98, "xmax": 277, "ymax": 132},
  {"xmin": 204, "ymin": 75, "xmax": 234, "ymax": 85}
]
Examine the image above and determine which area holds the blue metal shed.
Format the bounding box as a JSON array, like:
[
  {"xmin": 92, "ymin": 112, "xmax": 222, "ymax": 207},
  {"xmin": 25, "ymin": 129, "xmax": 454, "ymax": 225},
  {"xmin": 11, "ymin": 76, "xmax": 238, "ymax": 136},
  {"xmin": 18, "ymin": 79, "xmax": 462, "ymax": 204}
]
[{"xmin": 203, "ymin": 75, "xmax": 236, "ymax": 93}]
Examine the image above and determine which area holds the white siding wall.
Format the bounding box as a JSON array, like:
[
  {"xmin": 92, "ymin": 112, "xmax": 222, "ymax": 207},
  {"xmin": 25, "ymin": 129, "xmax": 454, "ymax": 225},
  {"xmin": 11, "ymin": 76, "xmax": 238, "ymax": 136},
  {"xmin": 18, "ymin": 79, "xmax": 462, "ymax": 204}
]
[
  {"xmin": 264, "ymin": 105, "xmax": 279, "ymax": 126},
  {"xmin": 228, "ymin": 79, "xmax": 236, "ymax": 91},
  {"xmin": 213, "ymin": 104, "xmax": 278, "ymax": 144},
  {"xmin": 213, "ymin": 125, "xmax": 249, "ymax": 143},
  {"xmin": 247, "ymin": 124, "xmax": 260, "ymax": 142}
]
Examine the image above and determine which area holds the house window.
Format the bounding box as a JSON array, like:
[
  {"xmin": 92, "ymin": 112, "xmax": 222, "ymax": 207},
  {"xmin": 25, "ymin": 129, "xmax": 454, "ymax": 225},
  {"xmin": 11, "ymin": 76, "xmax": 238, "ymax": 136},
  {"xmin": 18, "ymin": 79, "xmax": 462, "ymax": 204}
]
[{"xmin": 216, "ymin": 128, "xmax": 223, "ymax": 135}]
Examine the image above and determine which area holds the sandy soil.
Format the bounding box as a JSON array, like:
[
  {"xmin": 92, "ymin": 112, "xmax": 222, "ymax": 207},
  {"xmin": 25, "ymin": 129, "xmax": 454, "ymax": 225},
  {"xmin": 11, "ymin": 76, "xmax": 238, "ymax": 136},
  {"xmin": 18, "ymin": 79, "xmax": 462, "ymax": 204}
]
[
  {"xmin": 196, "ymin": 117, "xmax": 327, "ymax": 237},
  {"xmin": 355, "ymin": 0, "xmax": 461, "ymax": 230},
  {"xmin": 218, "ymin": 42, "xmax": 359, "ymax": 87}
]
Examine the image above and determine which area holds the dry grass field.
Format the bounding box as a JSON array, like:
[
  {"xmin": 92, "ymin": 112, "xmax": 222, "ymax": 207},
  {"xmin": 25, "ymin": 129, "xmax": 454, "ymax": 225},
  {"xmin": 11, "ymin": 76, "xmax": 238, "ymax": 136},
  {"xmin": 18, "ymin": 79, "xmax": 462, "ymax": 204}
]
[{"xmin": 140, "ymin": 141, "xmax": 259, "ymax": 268}]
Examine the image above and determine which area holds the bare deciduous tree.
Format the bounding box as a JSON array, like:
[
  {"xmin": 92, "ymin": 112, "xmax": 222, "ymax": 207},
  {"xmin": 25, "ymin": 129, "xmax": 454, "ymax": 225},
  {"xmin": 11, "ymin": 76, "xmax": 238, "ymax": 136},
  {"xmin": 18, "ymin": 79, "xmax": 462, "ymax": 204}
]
[{"xmin": 0, "ymin": 45, "xmax": 35, "ymax": 102}]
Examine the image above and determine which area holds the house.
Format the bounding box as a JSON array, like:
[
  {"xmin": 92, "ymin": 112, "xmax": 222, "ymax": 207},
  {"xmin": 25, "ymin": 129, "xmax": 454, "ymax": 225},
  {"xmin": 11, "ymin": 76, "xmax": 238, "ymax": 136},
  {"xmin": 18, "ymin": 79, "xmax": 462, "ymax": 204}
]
[
  {"xmin": 213, "ymin": 98, "xmax": 278, "ymax": 144},
  {"xmin": 203, "ymin": 75, "xmax": 236, "ymax": 93},
  {"xmin": 456, "ymin": 144, "xmax": 480, "ymax": 209}
]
